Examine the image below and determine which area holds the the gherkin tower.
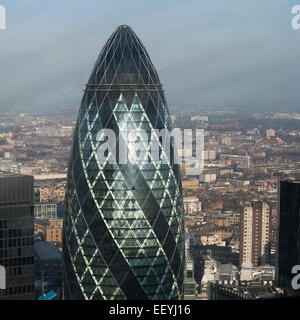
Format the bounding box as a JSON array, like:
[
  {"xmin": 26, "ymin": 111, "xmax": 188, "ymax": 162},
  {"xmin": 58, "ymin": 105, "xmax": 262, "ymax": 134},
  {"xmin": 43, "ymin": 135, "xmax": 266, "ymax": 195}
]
[{"xmin": 62, "ymin": 25, "xmax": 185, "ymax": 300}]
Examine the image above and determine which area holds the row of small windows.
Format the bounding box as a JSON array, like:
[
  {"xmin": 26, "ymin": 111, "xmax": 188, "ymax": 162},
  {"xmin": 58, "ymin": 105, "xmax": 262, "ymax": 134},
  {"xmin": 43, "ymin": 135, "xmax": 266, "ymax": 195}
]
[
  {"xmin": 0, "ymin": 228, "xmax": 22, "ymax": 237},
  {"xmin": 0, "ymin": 256, "xmax": 34, "ymax": 267},
  {"xmin": 4, "ymin": 284, "xmax": 34, "ymax": 296},
  {"xmin": 6, "ymin": 266, "xmax": 22, "ymax": 276},
  {"xmin": 0, "ymin": 201, "xmax": 32, "ymax": 207},
  {"xmin": 0, "ymin": 237, "xmax": 34, "ymax": 249},
  {"xmin": 0, "ymin": 229, "xmax": 33, "ymax": 238},
  {"xmin": 0, "ymin": 220, "xmax": 7, "ymax": 229}
]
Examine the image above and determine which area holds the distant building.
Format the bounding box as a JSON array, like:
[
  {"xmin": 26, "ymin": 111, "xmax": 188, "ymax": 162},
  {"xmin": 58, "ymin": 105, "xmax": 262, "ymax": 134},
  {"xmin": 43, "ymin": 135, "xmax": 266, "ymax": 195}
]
[
  {"xmin": 219, "ymin": 168, "xmax": 233, "ymax": 176},
  {"xmin": 246, "ymin": 128, "xmax": 260, "ymax": 135},
  {"xmin": 170, "ymin": 115, "xmax": 176, "ymax": 123},
  {"xmin": 34, "ymin": 203, "xmax": 57, "ymax": 220},
  {"xmin": 219, "ymin": 263, "xmax": 239, "ymax": 282},
  {"xmin": 184, "ymin": 252, "xmax": 197, "ymax": 300},
  {"xmin": 182, "ymin": 179, "xmax": 200, "ymax": 190},
  {"xmin": 222, "ymin": 136, "xmax": 231, "ymax": 146},
  {"xmin": 34, "ymin": 218, "xmax": 48, "ymax": 239},
  {"xmin": 20, "ymin": 166, "xmax": 41, "ymax": 175},
  {"xmin": 183, "ymin": 197, "xmax": 201, "ymax": 215},
  {"xmin": 45, "ymin": 219, "xmax": 63, "ymax": 243},
  {"xmin": 240, "ymin": 262, "xmax": 275, "ymax": 282},
  {"xmin": 220, "ymin": 154, "xmax": 250, "ymax": 168},
  {"xmin": 228, "ymin": 214, "xmax": 241, "ymax": 226},
  {"xmin": 208, "ymin": 214, "xmax": 240, "ymax": 227},
  {"xmin": 0, "ymin": 174, "xmax": 35, "ymax": 300},
  {"xmin": 204, "ymin": 150, "xmax": 217, "ymax": 161},
  {"xmin": 201, "ymin": 256, "xmax": 219, "ymax": 287},
  {"xmin": 209, "ymin": 280, "xmax": 280, "ymax": 300},
  {"xmin": 35, "ymin": 241, "xmax": 62, "ymax": 270},
  {"xmin": 191, "ymin": 116, "xmax": 208, "ymax": 122},
  {"xmin": 34, "ymin": 241, "xmax": 62, "ymax": 299},
  {"xmin": 37, "ymin": 185, "xmax": 65, "ymax": 202},
  {"xmin": 200, "ymin": 234, "xmax": 225, "ymax": 247},
  {"xmin": 200, "ymin": 256, "xmax": 239, "ymax": 299},
  {"xmin": 228, "ymin": 179, "xmax": 250, "ymax": 188},
  {"xmin": 184, "ymin": 233, "xmax": 197, "ymax": 300},
  {"xmin": 202, "ymin": 257, "xmax": 239, "ymax": 285},
  {"xmin": 34, "ymin": 187, "xmax": 41, "ymax": 202},
  {"xmin": 34, "ymin": 218, "xmax": 63, "ymax": 244},
  {"xmin": 240, "ymin": 201, "xmax": 271, "ymax": 267},
  {"xmin": 200, "ymin": 173, "xmax": 217, "ymax": 183},
  {"xmin": 266, "ymin": 129, "xmax": 275, "ymax": 138},
  {"xmin": 277, "ymin": 181, "xmax": 300, "ymax": 290}
]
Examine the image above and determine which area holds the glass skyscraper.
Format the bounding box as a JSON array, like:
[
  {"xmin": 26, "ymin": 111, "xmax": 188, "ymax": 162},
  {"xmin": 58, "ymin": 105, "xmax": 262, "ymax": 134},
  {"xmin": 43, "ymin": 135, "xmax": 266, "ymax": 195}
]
[
  {"xmin": 0, "ymin": 174, "xmax": 35, "ymax": 300},
  {"xmin": 277, "ymin": 180, "xmax": 300, "ymax": 290},
  {"xmin": 63, "ymin": 25, "xmax": 185, "ymax": 300}
]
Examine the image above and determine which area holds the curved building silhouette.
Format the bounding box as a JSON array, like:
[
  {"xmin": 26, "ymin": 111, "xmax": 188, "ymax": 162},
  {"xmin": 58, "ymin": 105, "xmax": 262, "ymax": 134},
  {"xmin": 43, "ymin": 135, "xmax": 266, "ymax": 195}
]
[{"xmin": 62, "ymin": 25, "xmax": 185, "ymax": 300}]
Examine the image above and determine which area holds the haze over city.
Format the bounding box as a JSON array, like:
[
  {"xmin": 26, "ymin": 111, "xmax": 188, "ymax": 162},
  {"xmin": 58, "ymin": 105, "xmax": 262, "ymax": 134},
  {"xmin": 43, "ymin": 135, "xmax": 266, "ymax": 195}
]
[{"xmin": 0, "ymin": 0, "xmax": 300, "ymax": 112}]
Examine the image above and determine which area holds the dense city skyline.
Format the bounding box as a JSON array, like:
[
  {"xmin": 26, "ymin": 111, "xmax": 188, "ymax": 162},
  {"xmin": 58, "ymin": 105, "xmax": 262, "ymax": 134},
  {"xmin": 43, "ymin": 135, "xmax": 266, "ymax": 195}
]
[{"xmin": 1, "ymin": 98, "xmax": 300, "ymax": 299}]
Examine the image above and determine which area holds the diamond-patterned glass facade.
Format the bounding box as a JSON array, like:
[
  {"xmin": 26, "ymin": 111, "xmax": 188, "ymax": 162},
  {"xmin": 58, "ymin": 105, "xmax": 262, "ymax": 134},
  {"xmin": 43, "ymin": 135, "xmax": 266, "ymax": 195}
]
[{"xmin": 62, "ymin": 25, "xmax": 185, "ymax": 300}]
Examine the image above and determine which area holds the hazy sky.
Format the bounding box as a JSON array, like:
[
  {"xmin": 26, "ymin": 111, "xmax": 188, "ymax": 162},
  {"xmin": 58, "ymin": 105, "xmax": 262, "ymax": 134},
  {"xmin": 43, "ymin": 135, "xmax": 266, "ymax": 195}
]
[{"xmin": 0, "ymin": 0, "xmax": 300, "ymax": 112}]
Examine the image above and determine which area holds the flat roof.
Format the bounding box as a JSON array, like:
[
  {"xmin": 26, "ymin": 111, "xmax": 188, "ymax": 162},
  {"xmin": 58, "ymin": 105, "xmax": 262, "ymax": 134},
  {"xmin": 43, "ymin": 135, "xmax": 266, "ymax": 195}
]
[
  {"xmin": 35, "ymin": 241, "xmax": 61, "ymax": 262},
  {"xmin": 183, "ymin": 196, "xmax": 198, "ymax": 200}
]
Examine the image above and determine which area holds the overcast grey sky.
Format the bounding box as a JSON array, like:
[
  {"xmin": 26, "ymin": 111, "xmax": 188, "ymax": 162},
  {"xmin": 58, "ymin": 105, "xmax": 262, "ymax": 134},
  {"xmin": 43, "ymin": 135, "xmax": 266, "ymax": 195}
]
[{"xmin": 0, "ymin": 0, "xmax": 300, "ymax": 112}]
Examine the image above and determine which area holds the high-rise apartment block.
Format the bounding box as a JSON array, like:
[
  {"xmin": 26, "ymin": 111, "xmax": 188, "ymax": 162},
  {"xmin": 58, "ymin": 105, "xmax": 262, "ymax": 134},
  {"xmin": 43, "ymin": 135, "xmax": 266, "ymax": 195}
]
[{"xmin": 240, "ymin": 201, "xmax": 271, "ymax": 267}]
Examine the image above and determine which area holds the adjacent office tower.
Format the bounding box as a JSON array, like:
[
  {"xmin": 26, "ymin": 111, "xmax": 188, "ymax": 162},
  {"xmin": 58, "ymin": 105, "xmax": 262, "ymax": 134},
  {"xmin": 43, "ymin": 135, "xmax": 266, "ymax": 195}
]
[
  {"xmin": 0, "ymin": 174, "xmax": 35, "ymax": 300},
  {"xmin": 63, "ymin": 26, "xmax": 185, "ymax": 300},
  {"xmin": 240, "ymin": 201, "xmax": 271, "ymax": 267},
  {"xmin": 277, "ymin": 181, "xmax": 300, "ymax": 288}
]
